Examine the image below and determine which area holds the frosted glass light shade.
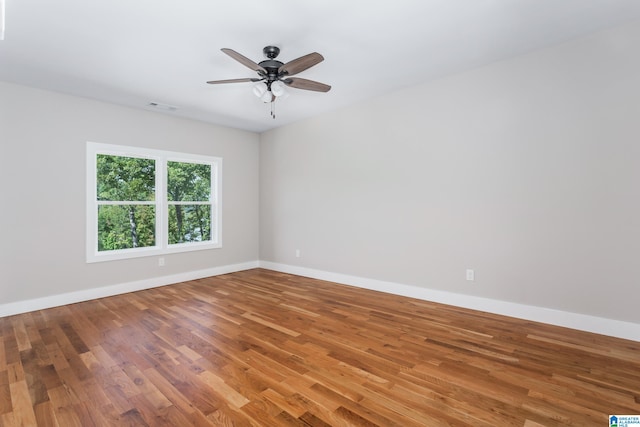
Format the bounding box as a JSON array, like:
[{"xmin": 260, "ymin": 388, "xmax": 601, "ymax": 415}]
[
  {"xmin": 260, "ymin": 90, "xmax": 273, "ymax": 103},
  {"xmin": 271, "ymin": 81, "xmax": 286, "ymax": 97},
  {"xmin": 252, "ymin": 83, "xmax": 267, "ymax": 97}
]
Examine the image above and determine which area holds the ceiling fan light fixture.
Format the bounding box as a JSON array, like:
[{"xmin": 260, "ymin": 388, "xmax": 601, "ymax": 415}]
[
  {"xmin": 271, "ymin": 80, "xmax": 286, "ymax": 97},
  {"xmin": 252, "ymin": 82, "xmax": 267, "ymax": 97},
  {"xmin": 260, "ymin": 90, "xmax": 272, "ymax": 103}
]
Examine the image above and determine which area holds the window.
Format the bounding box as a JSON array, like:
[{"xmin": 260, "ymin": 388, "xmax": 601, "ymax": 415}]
[{"xmin": 87, "ymin": 142, "xmax": 221, "ymax": 263}]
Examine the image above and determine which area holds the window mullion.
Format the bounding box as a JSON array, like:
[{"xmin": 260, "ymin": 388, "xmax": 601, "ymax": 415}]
[{"xmin": 156, "ymin": 157, "xmax": 166, "ymax": 251}]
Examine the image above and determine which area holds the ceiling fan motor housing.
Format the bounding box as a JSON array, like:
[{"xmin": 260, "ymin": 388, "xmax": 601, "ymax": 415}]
[
  {"xmin": 259, "ymin": 60, "xmax": 283, "ymax": 78},
  {"xmin": 259, "ymin": 46, "xmax": 284, "ymax": 84}
]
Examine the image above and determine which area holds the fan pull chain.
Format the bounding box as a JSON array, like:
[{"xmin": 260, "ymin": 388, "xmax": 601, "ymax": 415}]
[{"xmin": 271, "ymin": 100, "xmax": 276, "ymax": 119}]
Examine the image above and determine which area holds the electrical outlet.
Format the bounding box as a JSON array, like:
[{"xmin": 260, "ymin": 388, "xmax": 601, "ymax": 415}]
[
  {"xmin": 466, "ymin": 269, "xmax": 474, "ymax": 281},
  {"xmin": 295, "ymin": 249, "xmax": 301, "ymax": 258},
  {"xmin": 159, "ymin": 257, "xmax": 165, "ymax": 267}
]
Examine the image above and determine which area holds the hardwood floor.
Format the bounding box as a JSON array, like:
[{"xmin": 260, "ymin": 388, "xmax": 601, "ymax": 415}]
[{"xmin": 1, "ymin": 269, "xmax": 639, "ymax": 426}]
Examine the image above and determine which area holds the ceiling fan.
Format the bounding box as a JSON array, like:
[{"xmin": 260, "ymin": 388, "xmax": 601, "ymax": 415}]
[{"xmin": 207, "ymin": 46, "xmax": 331, "ymax": 118}]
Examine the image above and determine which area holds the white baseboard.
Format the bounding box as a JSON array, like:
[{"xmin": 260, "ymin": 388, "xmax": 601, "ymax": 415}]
[
  {"xmin": 0, "ymin": 261, "xmax": 259, "ymax": 318},
  {"xmin": 258, "ymin": 261, "xmax": 640, "ymax": 343},
  {"xmin": 3, "ymin": 260, "xmax": 638, "ymax": 343}
]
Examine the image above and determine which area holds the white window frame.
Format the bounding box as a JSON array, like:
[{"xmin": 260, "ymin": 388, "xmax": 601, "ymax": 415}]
[{"xmin": 86, "ymin": 142, "xmax": 222, "ymax": 263}]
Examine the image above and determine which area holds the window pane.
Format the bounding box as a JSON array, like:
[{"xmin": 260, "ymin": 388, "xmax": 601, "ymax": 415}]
[
  {"xmin": 97, "ymin": 154, "xmax": 155, "ymax": 201},
  {"xmin": 167, "ymin": 161, "xmax": 211, "ymax": 202},
  {"xmin": 168, "ymin": 204, "xmax": 211, "ymax": 244},
  {"xmin": 98, "ymin": 205, "xmax": 156, "ymax": 251}
]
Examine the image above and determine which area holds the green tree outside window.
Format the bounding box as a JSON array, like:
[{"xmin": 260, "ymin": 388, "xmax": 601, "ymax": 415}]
[
  {"xmin": 96, "ymin": 154, "xmax": 156, "ymax": 251},
  {"xmin": 167, "ymin": 161, "xmax": 212, "ymax": 244}
]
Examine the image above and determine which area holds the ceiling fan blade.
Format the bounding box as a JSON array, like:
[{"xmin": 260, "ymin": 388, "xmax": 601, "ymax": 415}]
[
  {"xmin": 206, "ymin": 78, "xmax": 261, "ymax": 84},
  {"xmin": 278, "ymin": 52, "xmax": 324, "ymax": 76},
  {"xmin": 221, "ymin": 48, "xmax": 266, "ymax": 74},
  {"xmin": 283, "ymin": 77, "xmax": 331, "ymax": 92}
]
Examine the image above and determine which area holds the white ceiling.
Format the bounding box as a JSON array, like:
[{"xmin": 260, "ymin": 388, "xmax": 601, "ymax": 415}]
[{"xmin": 1, "ymin": 0, "xmax": 640, "ymax": 133}]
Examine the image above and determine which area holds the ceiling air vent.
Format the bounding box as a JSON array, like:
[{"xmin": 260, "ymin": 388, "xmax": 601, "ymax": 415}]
[{"xmin": 147, "ymin": 102, "xmax": 179, "ymax": 112}]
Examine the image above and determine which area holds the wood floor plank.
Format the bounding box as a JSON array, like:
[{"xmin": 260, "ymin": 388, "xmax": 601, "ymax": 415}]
[
  {"xmin": 0, "ymin": 268, "xmax": 639, "ymax": 426},
  {"xmin": 9, "ymin": 380, "xmax": 38, "ymax": 426},
  {"xmin": 33, "ymin": 401, "xmax": 58, "ymax": 427}
]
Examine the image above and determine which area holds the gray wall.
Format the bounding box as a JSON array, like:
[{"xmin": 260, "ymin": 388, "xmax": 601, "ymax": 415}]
[
  {"xmin": 0, "ymin": 82, "xmax": 260, "ymax": 304},
  {"xmin": 260, "ymin": 22, "xmax": 640, "ymax": 323}
]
